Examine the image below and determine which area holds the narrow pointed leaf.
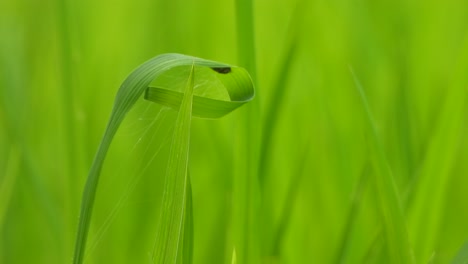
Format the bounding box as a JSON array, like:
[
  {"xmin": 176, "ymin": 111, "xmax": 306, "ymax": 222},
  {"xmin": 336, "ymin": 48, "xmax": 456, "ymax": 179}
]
[
  {"xmin": 177, "ymin": 172, "xmax": 194, "ymax": 264},
  {"xmin": 152, "ymin": 64, "xmax": 194, "ymax": 263}
]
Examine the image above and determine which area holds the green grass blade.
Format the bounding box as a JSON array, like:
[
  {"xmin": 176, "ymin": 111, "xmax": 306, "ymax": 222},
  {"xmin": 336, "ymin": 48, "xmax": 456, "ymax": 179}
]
[
  {"xmin": 407, "ymin": 36, "xmax": 468, "ymax": 262},
  {"xmin": 231, "ymin": 248, "xmax": 237, "ymax": 264},
  {"xmin": 335, "ymin": 164, "xmax": 371, "ymax": 264},
  {"xmin": 258, "ymin": 4, "xmax": 306, "ymax": 258},
  {"xmin": 234, "ymin": 0, "xmax": 260, "ymax": 262},
  {"xmin": 235, "ymin": 0, "xmax": 257, "ymax": 83},
  {"xmin": 257, "ymin": 0, "xmax": 304, "ymax": 183},
  {"xmin": 177, "ymin": 172, "xmax": 194, "ymax": 264},
  {"xmin": 152, "ymin": 64, "xmax": 194, "ymax": 263},
  {"xmin": 350, "ymin": 68, "xmax": 414, "ymax": 264},
  {"xmin": 452, "ymin": 241, "xmax": 468, "ymax": 264},
  {"xmin": 0, "ymin": 145, "xmax": 21, "ymax": 228},
  {"xmin": 73, "ymin": 54, "xmax": 254, "ymax": 264},
  {"xmin": 270, "ymin": 139, "xmax": 309, "ymax": 257}
]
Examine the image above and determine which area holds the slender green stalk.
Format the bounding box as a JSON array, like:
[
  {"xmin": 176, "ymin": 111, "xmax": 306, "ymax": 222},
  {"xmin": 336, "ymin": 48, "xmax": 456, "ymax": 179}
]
[
  {"xmin": 235, "ymin": 0, "xmax": 257, "ymax": 83},
  {"xmin": 55, "ymin": 0, "xmax": 77, "ymax": 257},
  {"xmin": 234, "ymin": 0, "xmax": 260, "ymax": 262},
  {"xmin": 152, "ymin": 64, "xmax": 194, "ymax": 263},
  {"xmin": 179, "ymin": 172, "xmax": 194, "ymax": 264}
]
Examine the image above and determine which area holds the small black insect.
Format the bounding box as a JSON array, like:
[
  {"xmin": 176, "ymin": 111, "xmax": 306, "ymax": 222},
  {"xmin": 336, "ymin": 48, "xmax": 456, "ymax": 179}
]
[{"xmin": 211, "ymin": 67, "xmax": 232, "ymax": 74}]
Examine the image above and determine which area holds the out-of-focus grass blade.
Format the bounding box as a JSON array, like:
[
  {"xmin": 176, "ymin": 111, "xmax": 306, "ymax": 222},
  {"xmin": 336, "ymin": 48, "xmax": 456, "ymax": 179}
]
[
  {"xmin": 0, "ymin": 145, "xmax": 21, "ymax": 228},
  {"xmin": 350, "ymin": 68, "xmax": 414, "ymax": 264},
  {"xmin": 257, "ymin": 0, "xmax": 304, "ymax": 183},
  {"xmin": 451, "ymin": 241, "xmax": 468, "ymax": 264},
  {"xmin": 231, "ymin": 247, "xmax": 237, "ymax": 264},
  {"xmin": 270, "ymin": 139, "xmax": 310, "ymax": 257},
  {"xmin": 151, "ymin": 63, "xmax": 194, "ymax": 263},
  {"xmin": 335, "ymin": 164, "xmax": 371, "ymax": 264},
  {"xmin": 178, "ymin": 172, "xmax": 193, "ymax": 264},
  {"xmin": 234, "ymin": 0, "xmax": 260, "ymax": 262},
  {"xmin": 407, "ymin": 36, "xmax": 468, "ymax": 262},
  {"xmin": 262, "ymin": 7, "xmax": 306, "ymax": 250},
  {"xmin": 73, "ymin": 54, "xmax": 254, "ymax": 264}
]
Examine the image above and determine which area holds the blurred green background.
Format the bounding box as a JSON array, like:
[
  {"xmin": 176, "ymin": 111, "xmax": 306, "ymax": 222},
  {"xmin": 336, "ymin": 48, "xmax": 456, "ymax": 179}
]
[{"xmin": 1, "ymin": 0, "xmax": 468, "ymax": 263}]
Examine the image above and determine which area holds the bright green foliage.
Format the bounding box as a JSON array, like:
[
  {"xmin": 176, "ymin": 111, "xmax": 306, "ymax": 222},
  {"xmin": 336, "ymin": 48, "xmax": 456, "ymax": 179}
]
[
  {"xmin": 351, "ymin": 69, "xmax": 414, "ymax": 263},
  {"xmin": 1, "ymin": 0, "xmax": 468, "ymax": 263}
]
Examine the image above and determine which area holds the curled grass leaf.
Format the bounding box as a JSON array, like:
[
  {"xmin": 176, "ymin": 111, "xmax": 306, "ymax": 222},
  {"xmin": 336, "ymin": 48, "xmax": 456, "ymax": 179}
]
[
  {"xmin": 145, "ymin": 66, "xmax": 254, "ymax": 119},
  {"xmin": 73, "ymin": 54, "xmax": 254, "ymax": 264}
]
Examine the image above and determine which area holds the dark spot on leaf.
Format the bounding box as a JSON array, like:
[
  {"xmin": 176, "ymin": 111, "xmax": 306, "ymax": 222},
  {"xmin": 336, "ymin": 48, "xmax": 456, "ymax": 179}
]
[{"xmin": 211, "ymin": 67, "xmax": 231, "ymax": 74}]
